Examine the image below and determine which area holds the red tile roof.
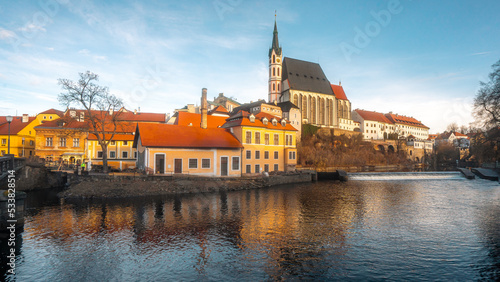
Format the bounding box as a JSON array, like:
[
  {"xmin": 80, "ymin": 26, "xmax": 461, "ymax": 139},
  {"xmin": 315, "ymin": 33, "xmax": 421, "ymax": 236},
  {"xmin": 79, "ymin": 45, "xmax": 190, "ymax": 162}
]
[
  {"xmin": 331, "ymin": 84, "xmax": 348, "ymax": 100},
  {"xmin": 175, "ymin": 112, "xmax": 228, "ymax": 128},
  {"xmin": 0, "ymin": 116, "xmax": 37, "ymax": 135},
  {"xmin": 222, "ymin": 111, "xmax": 297, "ymax": 131},
  {"xmin": 136, "ymin": 123, "xmax": 242, "ymax": 149},
  {"xmin": 39, "ymin": 108, "xmax": 64, "ymax": 116},
  {"xmin": 453, "ymin": 132, "xmax": 468, "ymax": 138},
  {"xmin": 62, "ymin": 109, "xmax": 165, "ymax": 123},
  {"xmin": 35, "ymin": 119, "xmax": 137, "ymax": 133},
  {"xmin": 354, "ymin": 109, "xmax": 392, "ymax": 124},
  {"xmin": 208, "ymin": 105, "xmax": 229, "ymax": 115},
  {"xmin": 385, "ymin": 113, "xmax": 429, "ymax": 129}
]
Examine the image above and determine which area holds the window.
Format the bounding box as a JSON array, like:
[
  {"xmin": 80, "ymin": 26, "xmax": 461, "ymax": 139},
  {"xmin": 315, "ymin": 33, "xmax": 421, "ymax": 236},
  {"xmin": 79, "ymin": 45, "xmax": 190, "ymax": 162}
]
[
  {"xmin": 123, "ymin": 141, "xmax": 128, "ymax": 146},
  {"xmin": 255, "ymin": 132, "xmax": 261, "ymax": 144},
  {"xmin": 274, "ymin": 134, "xmax": 279, "ymax": 145},
  {"xmin": 22, "ymin": 139, "xmax": 25, "ymax": 145},
  {"xmin": 1, "ymin": 139, "xmax": 6, "ymax": 145},
  {"xmin": 134, "ymin": 151, "xmax": 138, "ymax": 159},
  {"xmin": 255, "ymin": 151, "xmax": 260, "ymax": 159},
  {"xmin": 73, "ymin": 138, "xmax": 80, "ymax": 147},
  {"xmin": 122, "ymin": 151, "xmax": 128, "ymax": 158},
  {"xmin": 189, "ymin": 158, "xmax": 198, "ymax": 169},
  {"xmin": 246, "ymin": 165, "xmax": 251, "ymax": 174},
  {"xmin": 264, "ymin": 151, "xmax": 269, "ymax": 159},
  {"xmin": 111, "ymin": 141, "xmax": 116, "ymax": 145},
  {"xmin": 246, "ymin": 150, "xmax": 251, "ymax": 159},
  {"xmin": 246, "ymin": 131, "xmax": 252, "ymax": 143},
  {"xmin": 46, "ymin": 137, "xmax": 53, "ymax": 147},
  {"xmin": 110, "ymin": 151, "xmax": 116, "ymax": 158},
  {"xmin": 274, "ymin": 164, "xmax": 279, "ymax": 171},
  {"xmin": 272, "ymin": 119, "xmax": 277, "ymax": 126},
  {"xmin": 264, "ymin": 164, "xmax": 269, "ymax": 172},
  {"xmin": 98, "ymin": 151, "xmax": 103, "ymax": 158},
  {"xmin": 274, "ymin": 151, "xmax": 279, "ymax": 159},
  {"xmin": 232, "ymin": 156, "xmax": 239, "ymax": 170},
  {"xmin": 286, "ymin": 135, "xmax": 289, "ymax": 146},
  {"xmin": 289, "ymin": 151, "xmax": 296, "ymax": 160},
  {"xmin": 59, "ymin": 137, "xmax": 66, "ymax": 147},
  {"xmin": 265, "ymin": 134, "xmax": 270, "ymax": 145},
  {"xmin": 202, "ymin": 159, "xmax": 211, "ymax": 169},
  {"xmin": 255, "ymin": 164, "xmax": 260, "ymax": 173},
  {"xmin": 30, "ymin": 140, "xmax": 34, "ymax": 146}
]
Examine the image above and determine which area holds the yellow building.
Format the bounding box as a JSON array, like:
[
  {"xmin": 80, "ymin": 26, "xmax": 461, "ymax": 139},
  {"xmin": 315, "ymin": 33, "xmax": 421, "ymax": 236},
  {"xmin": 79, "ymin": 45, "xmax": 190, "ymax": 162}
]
[
  {"xmin": 34, "ymin": 118, "xmax": 88, "ymax": 164},
  {"xmin": 87, "ymin": 131, "xmax": 137, "ymax": 171},
  {"xmin": 0, "ymin": 115, "xmax": 39, "ymax": 157},
  {"xmin": 134, "ymin": 123, "xmax": 243, "ymax": 176},
  {"xmin": 222, "ymin": 111, "xmax": 297, "ymax": 174}
]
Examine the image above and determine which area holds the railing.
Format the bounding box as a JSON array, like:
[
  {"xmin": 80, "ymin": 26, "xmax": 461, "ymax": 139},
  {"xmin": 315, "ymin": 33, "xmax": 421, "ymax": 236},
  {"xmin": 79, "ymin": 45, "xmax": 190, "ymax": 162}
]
[{"xmin": 0, "ymin": 156, "xmax": 26, "ymax": 182}]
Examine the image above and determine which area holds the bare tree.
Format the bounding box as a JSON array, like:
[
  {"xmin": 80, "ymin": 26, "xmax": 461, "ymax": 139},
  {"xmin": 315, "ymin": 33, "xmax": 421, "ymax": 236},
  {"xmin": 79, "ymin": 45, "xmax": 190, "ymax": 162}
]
[
  {"xmin": 58, "ymin": 71, "xmax": 124, "ymax": 173},
  {"xmin": 474, "ymin": 59, "xmax": 500, "ymax": 129},
  {"xmin": 446, "ymin": 122, "xmax": 459, "ymax": 133}
]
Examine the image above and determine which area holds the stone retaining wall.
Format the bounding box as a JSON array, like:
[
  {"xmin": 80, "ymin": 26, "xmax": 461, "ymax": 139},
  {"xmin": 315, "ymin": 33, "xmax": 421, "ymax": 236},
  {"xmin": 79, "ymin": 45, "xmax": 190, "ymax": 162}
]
[{"xmin": 59, "ymin": 172, "xmax": 313, "ymax": 199}]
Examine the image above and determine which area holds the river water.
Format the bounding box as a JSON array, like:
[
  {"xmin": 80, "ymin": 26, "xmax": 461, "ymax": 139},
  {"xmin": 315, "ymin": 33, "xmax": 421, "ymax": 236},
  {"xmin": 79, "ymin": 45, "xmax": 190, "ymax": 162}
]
[{"xmin": 2, "ymin": 172, "xmax": 500, "ymax": 281}]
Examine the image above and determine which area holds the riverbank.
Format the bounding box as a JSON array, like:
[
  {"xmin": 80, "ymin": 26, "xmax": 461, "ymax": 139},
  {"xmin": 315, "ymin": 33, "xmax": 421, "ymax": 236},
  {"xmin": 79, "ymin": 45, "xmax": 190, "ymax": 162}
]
[{"xmin": 58, "ymin": 172, "xmax": 313, "ymax": 199}]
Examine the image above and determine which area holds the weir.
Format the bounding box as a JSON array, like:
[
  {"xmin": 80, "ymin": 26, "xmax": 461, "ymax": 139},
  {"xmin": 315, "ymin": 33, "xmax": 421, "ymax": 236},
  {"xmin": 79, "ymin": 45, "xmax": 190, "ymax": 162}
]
[{"xmin": 349, "ymin": 171, "xmax": 464, "ymax": 181}]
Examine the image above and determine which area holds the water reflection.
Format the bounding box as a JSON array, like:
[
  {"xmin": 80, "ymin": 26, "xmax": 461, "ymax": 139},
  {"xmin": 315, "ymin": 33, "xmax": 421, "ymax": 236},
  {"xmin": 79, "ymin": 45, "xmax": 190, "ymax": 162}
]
[{"xmin": 8, "ymin": 179, "xmax": 500, "ymax": 280}]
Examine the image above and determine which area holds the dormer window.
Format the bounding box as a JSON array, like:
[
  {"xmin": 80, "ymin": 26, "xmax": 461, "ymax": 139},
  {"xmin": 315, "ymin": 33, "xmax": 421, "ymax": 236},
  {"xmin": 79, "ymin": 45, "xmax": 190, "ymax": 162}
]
[
  {"xmin": 262, "ymin": 117, "xmax": 268, "ymax": 125},
  {"xmin": 70, "ymin": 111, "xmax": 76, "ymax": 118},
  {"xmin": 272, "ymin": 118, "xmax": 277, "ymax": 126},
  {"xmin": 281, "ymin": 119, "xmax": 287, "ymax": 127},
  {"xmin": 249, "ymin": 114, "xmax": 255, "ymax": 123}
]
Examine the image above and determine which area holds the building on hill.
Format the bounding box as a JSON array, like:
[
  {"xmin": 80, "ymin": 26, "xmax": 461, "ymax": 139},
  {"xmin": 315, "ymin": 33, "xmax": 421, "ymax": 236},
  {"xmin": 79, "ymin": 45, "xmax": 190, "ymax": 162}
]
[
  {"xmin": 222, "ymin": 110, "xmax": 298, "ymax": 173},
  {"xmin": 352, "ymin": 109, "xmax": 430, "ymax": 141},
  {"xmin": 267, "ymin": 19, "xmax": 356, "ymax": 131},
  {"xmin": 211, "ymin": 93, "xmax": 241, "ymax": 113}
]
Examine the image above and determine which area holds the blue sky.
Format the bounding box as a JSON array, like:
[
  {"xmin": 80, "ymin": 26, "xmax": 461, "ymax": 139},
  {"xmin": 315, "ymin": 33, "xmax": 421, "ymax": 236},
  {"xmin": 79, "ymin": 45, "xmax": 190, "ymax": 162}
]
[{"xmin": 1, "ymin": 0, "xmax": 499, "ymax": 133}]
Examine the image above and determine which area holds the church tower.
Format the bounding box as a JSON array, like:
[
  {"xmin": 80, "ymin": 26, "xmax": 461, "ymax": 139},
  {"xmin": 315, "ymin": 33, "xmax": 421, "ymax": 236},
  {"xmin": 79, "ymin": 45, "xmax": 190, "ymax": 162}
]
[{"xmin": 268, "ymin": 16, "xmax": 282, "ymax": 103}]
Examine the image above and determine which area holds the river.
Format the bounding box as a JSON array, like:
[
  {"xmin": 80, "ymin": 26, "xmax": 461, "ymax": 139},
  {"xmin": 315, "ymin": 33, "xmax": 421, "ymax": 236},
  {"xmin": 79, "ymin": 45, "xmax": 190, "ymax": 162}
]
[{"xmin": 2, "ymin": 172, "xmax": 500, "ymax": 281}]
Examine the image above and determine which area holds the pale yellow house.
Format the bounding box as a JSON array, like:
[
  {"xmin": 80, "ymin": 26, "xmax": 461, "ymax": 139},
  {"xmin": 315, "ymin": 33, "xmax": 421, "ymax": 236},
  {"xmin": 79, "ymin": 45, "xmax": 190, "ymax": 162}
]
[{"xmin": 133, "ymin": 123, "xmax": 243, "ymax": 176}]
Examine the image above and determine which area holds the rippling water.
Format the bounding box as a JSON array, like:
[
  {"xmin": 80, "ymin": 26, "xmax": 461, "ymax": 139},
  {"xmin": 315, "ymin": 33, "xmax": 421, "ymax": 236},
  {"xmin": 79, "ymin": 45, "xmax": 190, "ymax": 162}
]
[{"xmin": 2, "ymin": 173, "xmax": 500, "ymax": 281}]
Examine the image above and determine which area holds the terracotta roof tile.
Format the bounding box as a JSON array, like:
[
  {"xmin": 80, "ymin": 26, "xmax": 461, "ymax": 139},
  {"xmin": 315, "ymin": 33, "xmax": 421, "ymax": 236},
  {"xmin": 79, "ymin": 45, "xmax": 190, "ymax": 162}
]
[
  {"xmin": 136, "ymin": 123, "xmax": 242, "ymax": 149},
  {"xmin": 88, "ymin": 133, "xmax": 135, "ymax": 141},
  {"xmin": 175, "ymin": 112, "xmax": 227, "ymax": 128},
  {"xmin": 354, "ymin": 109, "xmax": 392, "ymax": 124},
  {"xmin": 385, "ymin": 113, "xmax": 429, "ymax": 129},
  {"xmin": 331, "ymin": 84, "xmax": 348, "ymax": 100},
  {"xmin": 0, "ymin": 116, "xmax": 37, "ymax": 135},
  {"xmin": 39, "ymin": 108, "xmax": 64, "ymax": 116}
]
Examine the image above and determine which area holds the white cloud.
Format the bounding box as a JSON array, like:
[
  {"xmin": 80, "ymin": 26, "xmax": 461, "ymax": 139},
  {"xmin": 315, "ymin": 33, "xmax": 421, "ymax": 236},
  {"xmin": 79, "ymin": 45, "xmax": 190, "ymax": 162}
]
[
  {"xmin": 18, "ymin": 23, "xmax": 47, "ymax": 33},
  {"xmin": 0, "ymin": 28, "xmax": 16, "ymax": 39}
]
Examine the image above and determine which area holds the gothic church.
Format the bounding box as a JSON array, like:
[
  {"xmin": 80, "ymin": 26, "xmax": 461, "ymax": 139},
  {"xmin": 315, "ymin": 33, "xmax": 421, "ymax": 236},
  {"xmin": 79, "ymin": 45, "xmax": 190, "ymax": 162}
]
[{"xmin": 268, "ymin": 19, "xmax": 357, "ymax": 131}]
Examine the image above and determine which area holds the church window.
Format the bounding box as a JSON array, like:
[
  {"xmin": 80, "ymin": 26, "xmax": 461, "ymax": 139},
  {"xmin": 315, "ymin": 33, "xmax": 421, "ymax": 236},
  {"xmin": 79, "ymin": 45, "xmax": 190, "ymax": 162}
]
[
  {"xmin": 273, "ymin": 83, "xmax": 275, "ymax": 91},
  {"xmin": 273, "ymin": 67, "xmax": 275, "ymax": 76},
  {"xmin": 277, "ymin": 83, "xmax": 280, "ymax": 91},
  {"xmin": 273, "ymin": 54, "xmax": 275, "ymax": 63},
  {"xmin": 277, "ymin": 68, "xmax": 280, "ymax": 76}
]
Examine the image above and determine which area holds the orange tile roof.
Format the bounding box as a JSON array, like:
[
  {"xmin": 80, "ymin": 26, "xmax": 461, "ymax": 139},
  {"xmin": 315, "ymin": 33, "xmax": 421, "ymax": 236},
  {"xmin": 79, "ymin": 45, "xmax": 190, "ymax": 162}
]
[
  {"xmin": 385, "ymin": 113, "xmax": 429, "ymax": 129},
  {"xmin": 62, "ymin": 109, "xmax": 165, "ymax": 123},
  {"xmin": 453, "ymin": 132, "xmax": 468, "ymax": 138},
  {"xmin": 208, "ymin": 105, "xmax": 229, "ymax": 115},
  {"xmin": 331, "ymin": 84, "xmax": 348, "ymax": 100},
  {"xmin": 39, "ymin": 108, "xmax": 64, "ymax": 116},
  {"xmin": 354, "ymin": 109, "xmax": 392, "ymax": 124},
  {"xmin": 35, "ymin": 118, "xmax": 137, "ymax": 133},
  {"xmin": 223, "ymin": 111, "xmax": 297, "ymax": 131},
  {"xmin": 175, "ymin": 112, "xmax": 228, "ymax": 128},
  {"xmin": 136, "ymin": 123, "xmax": 242, "ymax": 149},
  {"xmin": 0, "ymin": 116, "xmax": 36, "ymax": 135}
]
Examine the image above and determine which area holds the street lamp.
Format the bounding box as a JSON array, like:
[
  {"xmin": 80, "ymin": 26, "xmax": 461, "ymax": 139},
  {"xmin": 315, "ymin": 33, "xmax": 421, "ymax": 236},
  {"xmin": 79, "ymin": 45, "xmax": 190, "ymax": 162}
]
[{"xmin": 6, "ymin": 115, "xmax": 13, "ymax": 155}]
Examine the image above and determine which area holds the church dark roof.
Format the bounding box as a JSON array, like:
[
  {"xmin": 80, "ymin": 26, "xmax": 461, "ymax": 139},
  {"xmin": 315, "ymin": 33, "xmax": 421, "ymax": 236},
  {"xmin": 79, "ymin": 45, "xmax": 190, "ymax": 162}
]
[
  {"xmin": 277, "ymin": 101, "xmax": 299, "ymax": 112},
  {"xmin": 282, "ymin": 57, "xmax": 334, "ymax": 95}
]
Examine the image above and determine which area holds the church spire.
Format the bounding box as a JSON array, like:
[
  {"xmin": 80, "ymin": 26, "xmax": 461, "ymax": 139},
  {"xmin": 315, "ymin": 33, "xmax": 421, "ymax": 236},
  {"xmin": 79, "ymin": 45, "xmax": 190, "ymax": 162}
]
[{"xmin": 269, "ymin": 12, "xmax": 282, "ymax": 57}]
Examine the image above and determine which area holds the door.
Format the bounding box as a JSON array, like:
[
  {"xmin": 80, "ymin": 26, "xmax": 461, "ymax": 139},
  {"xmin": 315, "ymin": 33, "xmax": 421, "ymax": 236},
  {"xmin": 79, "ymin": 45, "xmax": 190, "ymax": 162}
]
[
  {"xmin": 155, "ymin": 154, "xmax": 165, "ymax": 174},
  {"xmin": 221, "ymin": 157, "xmax": 228, "ymax": 176},
  {"xmin": 174, "ymin": 159, "xmax": 182, "ymax": 174}
]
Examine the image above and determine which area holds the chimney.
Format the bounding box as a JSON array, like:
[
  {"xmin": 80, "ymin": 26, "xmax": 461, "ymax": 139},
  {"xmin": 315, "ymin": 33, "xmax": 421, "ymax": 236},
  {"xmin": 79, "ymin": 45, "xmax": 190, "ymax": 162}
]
[
  {"xmin": 201, "ymin": 88, "xmax": 208, "ymax": 129},
  {"xmin": 134, "ymin": 109, "xmax": 137, "ymax": 115},
  {"xmin": 22, "ymin": 114, "xmax": 29, "ymax": 123}
]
